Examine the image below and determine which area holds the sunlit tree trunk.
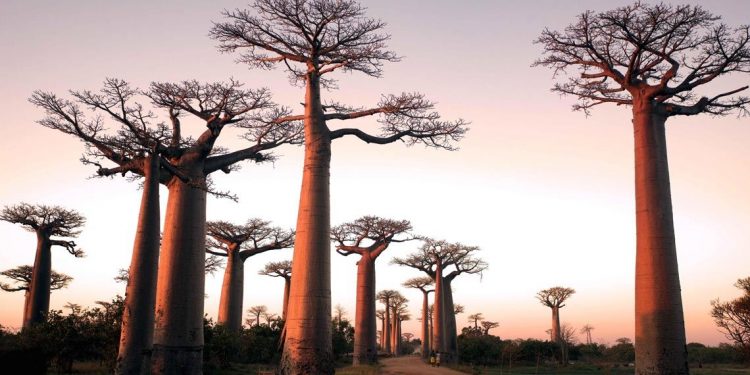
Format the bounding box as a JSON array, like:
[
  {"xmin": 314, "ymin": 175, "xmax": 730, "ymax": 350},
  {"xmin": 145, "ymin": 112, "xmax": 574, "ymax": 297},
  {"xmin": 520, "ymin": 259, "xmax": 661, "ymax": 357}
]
[
  {"xmin": 24, "ymin": 232, "xmax": 51, "ymax": 328},
  {"xmin": 551, "ymin": 306, "xmax": 561, "ymax": 343},
  {"xmin": 432, "ymin": 263, "xmax": 445, "ymax": 355},
  {"xmin": 152, "ymin": 170, "xmax": 207, "ymax": 375},
  {"xmin": 384, "ymin": 300, "xmax": 391, "ymax": 354},
  {"xmin": 443, "ymin": 279, "xmax": 458, "ymax": 363},
  {"xmin": 632, "ymin": 101, "xmax": 688, "ymax": 375},
  {"xmin": 391, "ymin": 308, "xmax": 398, "ymax": 355},
  {"xmin": 217, "ymin": 248, "xmax": 244, "ymax": 332},
  {"xmin": 420, "ymin": 291, "xmax": 429, "ymax": 359},
  {"xmin": 280, "ymin": 73, "xmax": 334, "ymax": 374},
  {"xmin": 379, "ymin": 316, "xmax": 385, "ymax": 349},
  {"xmin": 282, "ymin": 277, "xmax": 290, "ymax": 321},
  {"xmin": 353, "ymin": 255, "xmax": 377, "ymax": 365},
  {"xmin": 117, "ymin": 155, "xmax": 161, "ymax": 375}
]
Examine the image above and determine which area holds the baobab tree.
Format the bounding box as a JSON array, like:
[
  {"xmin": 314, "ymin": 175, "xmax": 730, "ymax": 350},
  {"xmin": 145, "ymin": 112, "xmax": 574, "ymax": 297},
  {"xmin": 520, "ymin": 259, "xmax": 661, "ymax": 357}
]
[
  {"xmin": 331, "ymin": 216, "xmax": 414, "ymax": 364},
  {"xmin": 481, "ymin": 321, "xmax": 499, "ymax": 335},
  {"xmin": 392, "ymin": 239, "xmax": 486, "ymax": 362},
  {"xmin": 211, "ymin": 1, "xmax": 468, "ymax": 371},
  {"xmin": 377, "ymin": 289, "xmax": 399, "ymax": 354},
  {"xmin": 468, "ymin": 313, "xmax": 484, "ymax": 329},
  {"xmin": 403, "ymin": 276, "xmax": 434, "ymax": 358},
  {"xmin": 259, "ymin": 260, "xmax": 293, "ymax": 319},
  {"xmin": 536, "ymin": 287, "xmax": 575, "ymax": 344},
  {"xmin": 376, "ymin": 309, "xmax": 385, "ymax": 349},
  {"xmin": 1, "ymin": 265, "xmax": 72, "ymax": 323},
  {"xmin": 29, "ymin": 79, "xmax": 281, "ymax": 374},
  {"xmin": 248, "ymin": 305, "xmax": 268, "ymax": 326},
  {"xmin": 535, "ymin": 3, "xmax": 750, "ymax": 373},
  {"xmin": 711, "ymin": 277, "xmax": 750, "ymax": 358},
  {"xmin": 147, "ymin": 80, "xmax": 300, "ymax": 374},
  {"xmin": 31, "ymin": 79, "xmax": 177, "ymax": 375},
  {"xmin": 206, "ymin": 219, "xmax": 294, "ymax": 332},
  {"xmin": 390, "ymin": 293, "xmax": 408, "ymax": 356},
  {"xmin": 0, "ymin": 204, "xmax": 85, "ymax": 328},
  {"xmin": 580, "ymin": 324, "xmax": 595, "ymax": 345}
]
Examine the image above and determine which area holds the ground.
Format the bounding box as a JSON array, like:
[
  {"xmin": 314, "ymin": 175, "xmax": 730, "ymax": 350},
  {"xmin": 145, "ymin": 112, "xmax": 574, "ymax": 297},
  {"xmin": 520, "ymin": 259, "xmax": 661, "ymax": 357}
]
[{"xmin": 379, "ymin": 355, "xmax": 465, "ymax": 375}]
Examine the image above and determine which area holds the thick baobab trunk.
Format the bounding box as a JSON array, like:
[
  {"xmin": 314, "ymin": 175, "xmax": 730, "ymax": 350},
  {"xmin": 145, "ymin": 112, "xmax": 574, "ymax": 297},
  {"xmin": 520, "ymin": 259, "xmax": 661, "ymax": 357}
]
[
  {"xmin": 420, "ymin": 292, "xmax": 429, "ymax": 359},
  {"xmin": 282, "ymin": 277, "xmax": 290, "ymax": 320},
  {"xmin": 353, "ymin": 255, "xmax": 377, "ymax": 365},
  {"xmin": 280, "ymin": 74, "xmax": 334, "ymax": 375},
  {"xmin": 384, "ymin": 301, "xmax": 391, "ymax": 354},
  {"xmin": 152, "ymin": 174, "xmax": 207, "ymax": 375},
  {"xmin": 432, "ymin": 264, "xmax": 445, "ymax": 355},
  {"xmin": 117, "ymin": 155, "xmax": 161, "ymax": 375},
  {"xmin": 391, "ymin": 308, "xmax": 398, "ymax": 355},
  {"xmin": 443, "ymin": 279, "xmax": 458, "ymax": 363},
  {"xmin": 24, "ymin": 232, "xmax": 51, "ymax": 328},
  {"xmin": 551, "ymin": 306, "xmax": 561, "ymax": 343},
  {"xmin": 632, "ymin": 103, "xmax": 688, "ymax": 375},
  {"xmin": 217, "ymin": 248, "xmax": 244, "ymax": 332}
]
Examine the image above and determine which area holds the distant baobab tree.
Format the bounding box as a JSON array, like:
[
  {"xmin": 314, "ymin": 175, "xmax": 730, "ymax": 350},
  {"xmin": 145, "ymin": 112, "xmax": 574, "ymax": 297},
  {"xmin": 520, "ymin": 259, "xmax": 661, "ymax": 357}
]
[
  {"xmin": 535, "ymin": 3, "xmax": 750, "ymax": 373},
  {"xmin": 0, "ymin": 204, "xmax": 84, "ymax": 328},
  {"xmin": 375, "ymin": 309, "xmax": 385, "ymax": 349},
  {"xmin": 580, "ymin": 324, "xmax": 594, "ymax": 345},
  {"xmin": 390, "ymin": 293, "xmax": 408, "ymax": 356},
  {"xmin": 376, "ymin": 290, "xmax": 399, "ymax": 354},
  {"xmin": 403, "ymin": 276, "xmax": 434, "ymax": 358},
  {"xmin": 468, "ymin": 313, "xmax": 484, "ymax": 329},
  {"xmin": 536, "ymin": 287, "xmax": 575, "ymax": 344},
  {"xmin": 262, "ymin": 311, "xmax": 277, "ymax": 325},
  {"xmin": 481, "ymin": 321, "xmax": 499, "ymax": 335},
  {"xmin": 393, "ymin": 239, "xmax": 486, "ymax": 363},
  {"xmin": 332, "ymin": 216, "xmax": 414, "ymax": 364},
  {"xmin": 206, "ymin": 219, "xmax": 294, "ymax": 332},
  {"xmin": 258, "ymin": 260, "xmax": 293, "ymax": 319},
  {"xmin": 454, "ymin": 304, "xmax": 465, "ymax": 315},
  {"xmin": 211, "ymin": 1, "xmax": 468, "ymax": 371},
  {"xmin": 1, "ymin": 265, "xmax": 72, "ymax": 323},
  {"xmin": 402, "ymin": 332, "xmax": 414, "ymax": 342},
  {"xmin": 247, "ymin": 305, "xmax": 268, "ymax": 327}
]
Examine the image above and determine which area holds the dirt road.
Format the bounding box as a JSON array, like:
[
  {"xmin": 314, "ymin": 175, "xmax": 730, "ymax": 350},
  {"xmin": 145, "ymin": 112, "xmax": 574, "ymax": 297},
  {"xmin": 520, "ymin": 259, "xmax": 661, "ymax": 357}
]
[{"xmin": 380, "ymin": 356, "xmax": 465, "ymax": 375}]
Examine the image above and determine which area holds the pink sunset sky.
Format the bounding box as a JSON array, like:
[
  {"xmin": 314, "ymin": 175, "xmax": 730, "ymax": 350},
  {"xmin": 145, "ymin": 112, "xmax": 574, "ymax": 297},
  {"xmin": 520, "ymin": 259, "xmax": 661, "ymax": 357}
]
[{"xmin": 1, "ymin": 0, "xmax": 749, "ymax": 346}]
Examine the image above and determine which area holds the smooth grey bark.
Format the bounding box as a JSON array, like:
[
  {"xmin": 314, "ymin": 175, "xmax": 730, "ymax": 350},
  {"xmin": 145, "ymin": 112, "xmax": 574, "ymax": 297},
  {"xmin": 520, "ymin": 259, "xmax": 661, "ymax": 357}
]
[
  {"xmin": 151, "ymin": 173, "xmax": 207, "ymax": 375},
  {"xmin": 443, "ymin": 279, "xmax": 458, "ymax": 363},
  {"xmin": 352, "ymin": 255, "xmax": 377, "ymax": 365},
  {"xmin": 432, "ymin": 262, "xmax": 445, "ymax": 354},
  {"xmin": 632, "ymin": 103, "xmax": 688, "ymax": 375},
  {"xmin": 280, "ymin": 73, "xmax": 334, "ymax": 374},
  {"xmin": 217, "ymin": 248, "xmax": 244, "ymax": 332},
  {"xmin": 117, "ymin": 155, "xmax": 161, "ymax": 375}
]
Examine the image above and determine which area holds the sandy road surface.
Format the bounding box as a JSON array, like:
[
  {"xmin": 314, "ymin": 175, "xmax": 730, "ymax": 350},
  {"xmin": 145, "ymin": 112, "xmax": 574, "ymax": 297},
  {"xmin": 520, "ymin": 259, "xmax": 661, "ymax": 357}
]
[{"xmin": 379, "ymin": 355, "xmax": 465, "ymax": 375}]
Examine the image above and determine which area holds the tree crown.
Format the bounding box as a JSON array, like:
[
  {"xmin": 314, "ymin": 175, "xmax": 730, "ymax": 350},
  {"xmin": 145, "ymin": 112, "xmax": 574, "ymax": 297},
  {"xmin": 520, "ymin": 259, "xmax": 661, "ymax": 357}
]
[
  {"xmin": 535, "ymin": 2, "xmax": 750, "ymax": 116},
  {"xmin": 331, "ymin": 216, "xmax": 414, "ymax": 258},
  {"xmin": 206, "ymin": 219, "xmax": 295, "ymax": 260},
  {"xmin": 0, "ymin": 265, "xmax": 73, "ymax": 292},
  {"xmin": 536, "ymin": 286, "xmax": 576, "ymax": 308},
  {"xmin": 258, "ymin": 260, "xmax": 293, "ymax": 279}
]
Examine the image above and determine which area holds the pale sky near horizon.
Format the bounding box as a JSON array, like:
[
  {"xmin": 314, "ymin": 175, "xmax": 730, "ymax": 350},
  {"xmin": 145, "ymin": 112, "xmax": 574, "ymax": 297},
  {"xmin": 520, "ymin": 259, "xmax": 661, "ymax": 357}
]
[{"xmin": 1, "ymin": 0, "xmax": 749, "ymax": 347}]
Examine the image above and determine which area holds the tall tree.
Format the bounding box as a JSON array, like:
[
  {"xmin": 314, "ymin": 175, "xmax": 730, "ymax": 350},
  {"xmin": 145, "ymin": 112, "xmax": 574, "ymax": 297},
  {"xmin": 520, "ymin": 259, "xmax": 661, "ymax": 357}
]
[
  {"xmin": 376, "ymin": 290, "xmax": 399, "ymax": 355},
  {"xmin": 32, "ymin": 79, "xmax": 196, "ymax": 375},
  {"xmin": 0, "ymin": 204, "xmax": 84, "ymax": 328},
  {"xmin": 206, "ymin": 219, "xmax": 294, "ymax": 332},
  {"xmin": 375, "ymin": 309, "xmax": 385, "ymax": 349},
  {"xmin": 259, "ymin": 260, "xmax": 293, "ymax": 320},
  {"xmin": 536, "ymin": 287, "xmax": 575, "ymax": 346},
  {"xmin": 389, "ymin": 293, "xmax": 408, "ymax": 356},
  {"xmin": 392, "ymin": 239, "xmax": 486, "ymax": 362},
  {"xmin": 535, "ymin": 3, "xmax": 750, "ymax": 374},
  {"xmin": 467, "ymin": 313, "xmax": 484, "ymax": 329},
  {"xmin": 332, "ymin": 216, "xmax": 414, "ymax": 364},
  {"xmin": 481, "ymin": 321, "xmax": 499, "ymax": 335},
  {"xmin": 211, "ymin": 2, "xmax": 467, "ymax": 372},
  {"xmin": 1, "ymin": 265, "xmax": 72, "ymax": 323},
  {"xmin": 580, "ymin": 324, "xmax": 594, "ymax": 345},
  {"xmin": 403, "ymin": 276, "xmax": 434, "ymax": 359},
  {"xmin": 248, "ymin": 305, "xmax": 268, "ymax": 326},
  {"xmin": 146, "ymin": 80, "xmax": 300, "ymax": 374}
]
